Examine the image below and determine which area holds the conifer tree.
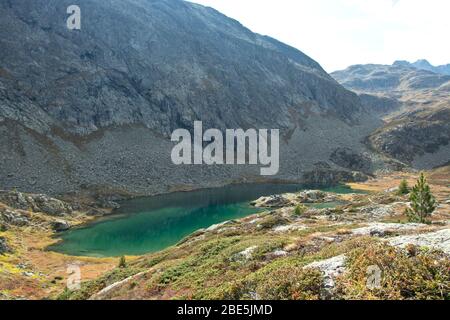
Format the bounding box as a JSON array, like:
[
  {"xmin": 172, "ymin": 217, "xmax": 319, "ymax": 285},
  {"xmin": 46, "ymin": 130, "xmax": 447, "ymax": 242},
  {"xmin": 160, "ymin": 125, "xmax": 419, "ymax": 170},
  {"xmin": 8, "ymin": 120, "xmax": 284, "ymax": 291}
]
[
  {"xmin": 405, "ymin": 173, "xmax": 436, "ymax": 223},
  {"xmin": 397, "ymin": 179, "xmax": 410, "ymax": 195}
]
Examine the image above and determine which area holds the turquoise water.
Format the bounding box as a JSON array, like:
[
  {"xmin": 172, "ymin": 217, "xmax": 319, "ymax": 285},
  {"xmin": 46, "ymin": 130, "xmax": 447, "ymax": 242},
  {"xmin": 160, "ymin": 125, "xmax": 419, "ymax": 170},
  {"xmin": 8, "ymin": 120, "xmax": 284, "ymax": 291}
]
[{"xmin": 49, "ymin": 184, "xmax": 359, "ymax": 257}]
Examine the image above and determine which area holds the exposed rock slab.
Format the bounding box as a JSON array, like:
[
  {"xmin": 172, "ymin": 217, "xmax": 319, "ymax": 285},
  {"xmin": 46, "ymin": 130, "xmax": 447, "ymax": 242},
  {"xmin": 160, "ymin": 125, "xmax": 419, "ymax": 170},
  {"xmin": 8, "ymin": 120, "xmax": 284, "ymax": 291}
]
[
  {"xmin": 352, "ymin": 223, "xmax": 427, "ymax": 237},
  {"xmin": 388, "ymin": 229, "xmax": 450, "ymax": 255}
]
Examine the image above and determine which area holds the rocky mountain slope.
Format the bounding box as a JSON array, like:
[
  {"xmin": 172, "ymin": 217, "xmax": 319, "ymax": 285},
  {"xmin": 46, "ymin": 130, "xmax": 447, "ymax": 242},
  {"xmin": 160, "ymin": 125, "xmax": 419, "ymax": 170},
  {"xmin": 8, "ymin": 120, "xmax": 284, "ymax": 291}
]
[
  {"xmin": 0, "ymin": 0, "xmax": 383, "ymax": 196},
  {"xmin": 332, "ymin": 62, "xmax": 450, "ymax": 169}
]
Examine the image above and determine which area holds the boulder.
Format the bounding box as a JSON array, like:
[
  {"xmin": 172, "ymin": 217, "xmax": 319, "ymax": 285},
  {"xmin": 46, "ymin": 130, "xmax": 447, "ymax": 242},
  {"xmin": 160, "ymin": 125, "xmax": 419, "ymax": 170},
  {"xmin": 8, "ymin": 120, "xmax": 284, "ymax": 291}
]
[
  {"xmin": 305, "ymin": 255, "xmax": 346, "ymax": 298},
  {"xmin": 231, "ymin": 246, "xmax": 258, "ymax": 262},
  {"xmin": 358, "ymin": 204, "xmax": 395, "ymax": 221},
  {"xmin": 31, "ymin": 195, "xmax": 73, "ymax": 216},
  {"xmin": 251, "ymin": 195, "xmax": 291, "ymax": 208},
  {"xmin": 297, "ymin": 190, "xmax": 340, "ymax": 204},
  {"xmin": 51, "ymin": 220, "xmax": 71, "ymax": 232}
]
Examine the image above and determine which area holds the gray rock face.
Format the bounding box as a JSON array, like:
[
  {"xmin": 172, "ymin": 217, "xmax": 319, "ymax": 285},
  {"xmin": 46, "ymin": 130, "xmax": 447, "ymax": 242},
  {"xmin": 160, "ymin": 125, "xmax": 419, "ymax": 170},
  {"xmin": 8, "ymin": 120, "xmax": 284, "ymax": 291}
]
[
  {"xmin": 0, "ymin": 191, "xmax": 72, "ymax": 216},
  {"xmin": 368, "ymin": 107, "xmax": 450, "ymax": 166},
  {"xmin": 330, "ymin": 147, "xmax": 372, "ymax": 173},
  {"xmin": 0, "ymin": 209, "xmax": 29, "ymax": 226},
  {"xmin": 358, "ymin": 93, "xmax": 401, "ymax": 115},
  {"xmin": 0, "ymin": 0, "xmax": 381, "ymax": 195},
  {"xmin": 389, "ymin": 229, "xmax": 450, "ymax": 255}
]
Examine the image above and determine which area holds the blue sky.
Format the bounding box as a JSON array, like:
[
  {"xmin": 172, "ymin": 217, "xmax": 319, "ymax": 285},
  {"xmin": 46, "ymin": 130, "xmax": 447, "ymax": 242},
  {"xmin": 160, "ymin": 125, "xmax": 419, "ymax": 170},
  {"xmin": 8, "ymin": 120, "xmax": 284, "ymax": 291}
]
[{"xmin": 188, "ymin": 0, "xmax": 450, "ymax": 72}]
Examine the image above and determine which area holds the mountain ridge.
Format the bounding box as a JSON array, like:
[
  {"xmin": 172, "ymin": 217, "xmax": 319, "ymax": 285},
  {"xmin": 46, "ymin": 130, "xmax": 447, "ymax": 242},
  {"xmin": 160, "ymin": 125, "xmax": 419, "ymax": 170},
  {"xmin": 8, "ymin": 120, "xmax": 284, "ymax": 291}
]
[{"xmin": 332, "ymin": 61, "xmax": 450, "ymax": 169}]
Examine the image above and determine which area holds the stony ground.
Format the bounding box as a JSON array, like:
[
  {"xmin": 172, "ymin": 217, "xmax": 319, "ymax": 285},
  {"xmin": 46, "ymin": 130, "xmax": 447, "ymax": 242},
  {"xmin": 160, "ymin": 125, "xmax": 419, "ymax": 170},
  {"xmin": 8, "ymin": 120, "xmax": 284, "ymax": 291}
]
[{"xmin": 1, "ymin": 168, "xmax": 449, "ymax": 300}]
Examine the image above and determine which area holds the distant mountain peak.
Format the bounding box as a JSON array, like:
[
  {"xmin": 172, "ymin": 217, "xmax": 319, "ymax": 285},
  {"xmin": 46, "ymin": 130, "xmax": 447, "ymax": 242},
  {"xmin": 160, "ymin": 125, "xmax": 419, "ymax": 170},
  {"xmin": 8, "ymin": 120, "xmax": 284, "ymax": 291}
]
[
  {"xmin": 414, "ymin": 59, "xmax": 433, "ymax": 66},
  {"xmin": 391, "ymin": 59, "xmax": 450, "ymax": 76}
]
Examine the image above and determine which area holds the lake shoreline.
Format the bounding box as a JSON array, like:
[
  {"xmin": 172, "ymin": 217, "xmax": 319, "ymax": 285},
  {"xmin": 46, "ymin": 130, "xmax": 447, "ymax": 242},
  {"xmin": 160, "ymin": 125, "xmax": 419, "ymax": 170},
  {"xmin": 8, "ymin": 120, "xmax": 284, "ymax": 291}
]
[{"xmin": 49, "ymin": 183, "xmax": 364, "ymax": 257}]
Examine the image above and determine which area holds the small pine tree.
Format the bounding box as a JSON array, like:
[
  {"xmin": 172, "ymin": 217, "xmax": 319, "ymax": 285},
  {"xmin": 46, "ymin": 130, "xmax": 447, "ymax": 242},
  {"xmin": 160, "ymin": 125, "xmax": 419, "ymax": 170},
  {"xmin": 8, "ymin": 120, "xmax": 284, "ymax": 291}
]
[
  {"xmin": 118, "ymin": 256, "xmax": 127, "ymax": 268},
  {"xmin": 397, "ymin": 179, "xmax": 410, "ymax": 195},
  {"xmin": 405, "ymin": 173, "xmax": 436, "ymax": 223},
  {"xmin": 294, "ymin": 205, "xmax": 307, "ymax": 216}
]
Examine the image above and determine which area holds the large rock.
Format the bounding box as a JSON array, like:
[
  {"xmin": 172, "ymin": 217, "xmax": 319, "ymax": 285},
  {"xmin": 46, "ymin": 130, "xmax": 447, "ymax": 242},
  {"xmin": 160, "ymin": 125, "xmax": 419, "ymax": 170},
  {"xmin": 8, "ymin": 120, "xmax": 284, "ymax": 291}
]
[
  {"xmin": 305, "ymin": 255, "xmax": 346, "ymax": 298},
  {"xmin": 297, "ymin": 190, "xmax": 340, "ymax": 203},
  {"xmin": 0, "ymin": 191, "xmax": 72, "ymax": 216},
  {"xmin": 251, "ymin": 195, "xmax": 292, "ymax": 208},
  {"xmin": 51, "ymin": 220, "xmax": 71, "ymax": 232},
  {"xmin": 358, "ymin": 204, "xmax": 395, "ymax": 221}
]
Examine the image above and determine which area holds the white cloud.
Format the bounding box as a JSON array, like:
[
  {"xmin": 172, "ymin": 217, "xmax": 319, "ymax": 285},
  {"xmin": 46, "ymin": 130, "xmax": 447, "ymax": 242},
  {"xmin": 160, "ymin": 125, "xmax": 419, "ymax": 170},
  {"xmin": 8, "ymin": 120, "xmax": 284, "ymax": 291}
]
[{"xmin": 187, "ymin": 0, "xmax": 450, "ymax": 72}]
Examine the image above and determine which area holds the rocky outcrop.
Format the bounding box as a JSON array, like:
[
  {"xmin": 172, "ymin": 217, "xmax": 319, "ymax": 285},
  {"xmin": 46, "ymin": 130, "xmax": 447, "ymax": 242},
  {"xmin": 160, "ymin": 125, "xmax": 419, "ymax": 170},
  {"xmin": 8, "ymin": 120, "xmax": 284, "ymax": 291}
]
[
  {"xmin": 251, "ymin": 195, "xmax": 292, "ymax": 208},
  {"xmin": 51, "ymin": 220, "xmax": 71, "ymax": 232},
  {"xmin": 389, "ymin": 229, "xmax": 450, "ymax": 255},
  {"xmin": 302, "ymin": 169, "xmax": 368, "ymax": 186},
  {"xmin": 296, "ymin": 190, "xmax": 340, "ymax": 203},
  {"xmin": 252, "ymin": 190, "xmax": 341, "ymax": 208},
  {"xmin": 368, "ymin": 106, "xmax": 450, "ymax": 168},
  {"xmin": 305, "ymin": 255, "xmax": 346, "ymax": 298},
  {"xmin": 231, "ymin": 246, "xmax": 258, "ymax": 263},
  {"xmin": 358, "ymin": 93, "xmax": 401, "ymax": 115},
  {"xmin": 330, "ymin": 148, "xmax": 373, "ymax": 173},
  {"xmin": 357, "ymin": 204, "xmax": 396, "ymax": 221},
  {"xmin": 0, "ymin": 208, "xmax": 29, "ymax": 227},
  {"xmin": 352, "ymin": 223, "xmax": 426, "ymax": 237},
  {"xmin": 0, "ymin": 191, "xmax": 73, "ymax": 216}
]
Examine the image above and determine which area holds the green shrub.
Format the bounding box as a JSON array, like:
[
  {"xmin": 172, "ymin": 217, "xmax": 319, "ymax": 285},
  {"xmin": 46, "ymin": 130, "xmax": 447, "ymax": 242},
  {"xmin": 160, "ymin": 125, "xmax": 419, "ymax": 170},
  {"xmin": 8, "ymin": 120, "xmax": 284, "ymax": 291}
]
[
  {"xmin": 335, "ymin": 243, "xmax": 449, "ymax": 300},
  {"xmin": 258, "ymin": 216, "xmax": 288, "ymax": 229},
  {"xmin": 255, "ymin": 267, "xmax": 323, "ymax": 300},
  {"xmin": 293, "ymin": 205, "xmax": 308, "ymax": 216},
  {"xmin": 397, "ymin": 179, "xmax": 410, "ymax": 195},
  {"xmin": 118, "ymin": 256, "xmax": 127, "ymax": 268}
]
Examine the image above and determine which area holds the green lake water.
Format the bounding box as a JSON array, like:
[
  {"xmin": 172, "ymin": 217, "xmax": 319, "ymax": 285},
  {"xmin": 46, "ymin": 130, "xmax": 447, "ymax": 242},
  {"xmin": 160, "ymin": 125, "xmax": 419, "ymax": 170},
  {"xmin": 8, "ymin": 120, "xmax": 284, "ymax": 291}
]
[{"xmin": 49, "ymin": 184, "xmax": 360, "ymax": 257}]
